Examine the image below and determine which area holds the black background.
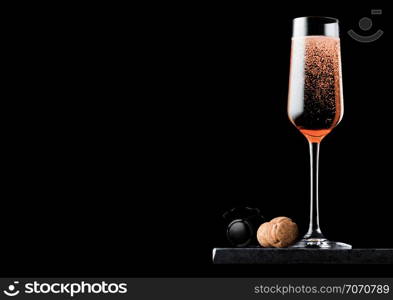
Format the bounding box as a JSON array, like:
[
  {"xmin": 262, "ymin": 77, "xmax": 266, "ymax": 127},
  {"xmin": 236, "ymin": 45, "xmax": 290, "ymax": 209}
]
[{"xmin": 2, "ymin": 2, "xmax": 391, "ymax": 277}]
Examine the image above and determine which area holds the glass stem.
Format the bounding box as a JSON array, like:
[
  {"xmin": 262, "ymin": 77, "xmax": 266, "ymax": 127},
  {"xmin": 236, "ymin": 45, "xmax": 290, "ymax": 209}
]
[{"xmin": 304, "ymin": 141, "xmax": 325, "ymax": 239}]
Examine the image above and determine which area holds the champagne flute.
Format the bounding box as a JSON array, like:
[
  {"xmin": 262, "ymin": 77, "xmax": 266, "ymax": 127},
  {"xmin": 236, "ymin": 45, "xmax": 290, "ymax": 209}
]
[{"xmin": 287, "ymin": 17, "xmax": 351, "ymax": 249}]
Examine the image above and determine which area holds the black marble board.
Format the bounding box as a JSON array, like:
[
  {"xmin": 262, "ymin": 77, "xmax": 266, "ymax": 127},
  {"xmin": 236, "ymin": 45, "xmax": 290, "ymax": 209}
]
[{"xmin": 212, "ymin": 248, "xmax": 393, "ymax": 264}]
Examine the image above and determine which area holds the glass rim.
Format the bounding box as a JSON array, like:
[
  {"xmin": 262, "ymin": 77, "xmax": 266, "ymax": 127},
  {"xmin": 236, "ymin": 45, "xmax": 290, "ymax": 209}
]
[{"xmin": 293, "ymin": 16, "xmax": 339, "ymax": 23}]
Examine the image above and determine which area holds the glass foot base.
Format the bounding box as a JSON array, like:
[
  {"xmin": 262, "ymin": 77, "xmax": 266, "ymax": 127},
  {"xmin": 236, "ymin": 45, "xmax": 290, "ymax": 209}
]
[{"xmin": 290, "ymin": 238, "xmax": 352, "ymax": 249}]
